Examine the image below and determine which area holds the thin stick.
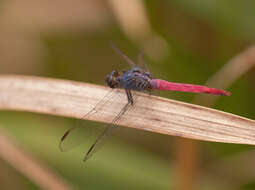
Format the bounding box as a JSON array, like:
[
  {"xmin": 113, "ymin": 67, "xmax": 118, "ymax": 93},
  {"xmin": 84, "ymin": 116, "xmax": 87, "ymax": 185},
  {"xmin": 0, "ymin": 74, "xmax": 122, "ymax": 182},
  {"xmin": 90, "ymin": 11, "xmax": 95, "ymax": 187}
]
[
  {"xmin": 0, "ymin": 75, "xmax": 255, "ymax": 145},
  {"xmin": 0, "ymin": 128, "xmax": 73, "ymax": 190}
]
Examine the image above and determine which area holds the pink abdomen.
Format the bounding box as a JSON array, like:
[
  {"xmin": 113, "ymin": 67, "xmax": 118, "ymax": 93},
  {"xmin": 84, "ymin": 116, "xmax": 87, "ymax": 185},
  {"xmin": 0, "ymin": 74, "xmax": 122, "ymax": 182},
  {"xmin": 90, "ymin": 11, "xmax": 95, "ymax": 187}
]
[{"xmin": 151, "ymin": 79, "xmax": 230, "ymax": 96}]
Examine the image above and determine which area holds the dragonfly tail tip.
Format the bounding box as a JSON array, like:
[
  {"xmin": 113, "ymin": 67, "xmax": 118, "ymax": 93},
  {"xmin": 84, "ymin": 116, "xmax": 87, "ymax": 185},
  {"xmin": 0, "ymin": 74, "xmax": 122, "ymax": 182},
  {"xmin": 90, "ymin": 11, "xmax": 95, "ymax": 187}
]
[{"xmin": 223, "ymin": 90, "xmax": 231, "ymax": 96}]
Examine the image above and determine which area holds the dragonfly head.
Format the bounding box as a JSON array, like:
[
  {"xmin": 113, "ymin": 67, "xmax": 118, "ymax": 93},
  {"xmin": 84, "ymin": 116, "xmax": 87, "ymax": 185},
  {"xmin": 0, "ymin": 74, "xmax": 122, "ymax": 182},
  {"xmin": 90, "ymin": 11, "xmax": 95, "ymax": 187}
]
[{"xmin": 106, "ymin": 70, "xmax": 120, "ymax": 88}]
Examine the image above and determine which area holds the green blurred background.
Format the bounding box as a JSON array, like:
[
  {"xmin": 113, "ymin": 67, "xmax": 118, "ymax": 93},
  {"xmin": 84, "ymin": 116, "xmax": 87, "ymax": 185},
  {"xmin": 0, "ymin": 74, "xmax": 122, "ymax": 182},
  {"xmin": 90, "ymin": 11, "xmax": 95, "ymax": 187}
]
[{"xmin": 0, "ymin": 0, "xmax": 255, "ymax": 189}]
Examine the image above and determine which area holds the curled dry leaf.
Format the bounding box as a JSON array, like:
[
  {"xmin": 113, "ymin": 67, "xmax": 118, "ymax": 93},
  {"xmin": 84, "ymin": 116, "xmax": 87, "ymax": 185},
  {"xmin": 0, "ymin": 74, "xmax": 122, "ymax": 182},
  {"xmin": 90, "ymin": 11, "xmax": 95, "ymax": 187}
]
[{"xmin": 0, "ymin": 75, "xmax": 254, "ymax": 145}]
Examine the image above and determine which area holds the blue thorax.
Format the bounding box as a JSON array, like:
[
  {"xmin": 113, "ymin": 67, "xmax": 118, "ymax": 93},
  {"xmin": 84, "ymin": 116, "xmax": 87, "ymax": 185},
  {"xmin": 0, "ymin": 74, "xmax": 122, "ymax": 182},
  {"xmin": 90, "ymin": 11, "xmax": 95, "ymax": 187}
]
[{"xmin": 119, "ymin": 67, "xmax": 152, "ymax": 91}]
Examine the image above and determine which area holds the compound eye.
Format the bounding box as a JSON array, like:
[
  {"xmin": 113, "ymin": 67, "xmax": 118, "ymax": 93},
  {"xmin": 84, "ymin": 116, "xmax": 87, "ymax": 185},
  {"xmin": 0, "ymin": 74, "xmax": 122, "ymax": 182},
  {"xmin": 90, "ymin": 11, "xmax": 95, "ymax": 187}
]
[
  {"xmin": 110, "ymin": 80, "xmax": 119, "ymax": 88},
  {"xmin": 105, "ymin": 70, "xmax": 120, "ymax": 88},
  {"xmin": 112, "ymin": 70, "xmax": 119, "ymax": 77}
]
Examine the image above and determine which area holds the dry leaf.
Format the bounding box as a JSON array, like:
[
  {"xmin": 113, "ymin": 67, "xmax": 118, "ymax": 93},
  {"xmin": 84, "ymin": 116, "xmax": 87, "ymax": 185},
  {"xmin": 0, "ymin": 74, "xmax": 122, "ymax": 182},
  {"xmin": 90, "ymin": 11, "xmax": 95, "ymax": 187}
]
[{"xmin": 0, "ymin": 75, "xmax": 254, "ymax": 145}]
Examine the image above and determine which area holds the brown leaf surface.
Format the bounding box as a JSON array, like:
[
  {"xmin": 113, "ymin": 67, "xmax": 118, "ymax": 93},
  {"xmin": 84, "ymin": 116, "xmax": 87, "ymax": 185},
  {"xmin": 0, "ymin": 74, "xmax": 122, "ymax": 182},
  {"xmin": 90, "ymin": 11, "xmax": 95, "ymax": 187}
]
[{"xmin": 0, "ymin": 75, "xmax": 254, "ymax": 145}]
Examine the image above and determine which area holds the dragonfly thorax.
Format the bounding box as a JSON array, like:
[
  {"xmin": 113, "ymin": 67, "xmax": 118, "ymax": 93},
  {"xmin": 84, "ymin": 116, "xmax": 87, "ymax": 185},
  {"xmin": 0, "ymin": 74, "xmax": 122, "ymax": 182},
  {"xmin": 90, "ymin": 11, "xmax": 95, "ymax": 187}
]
[
  {"xmin": 120, "ymin": 67, "xmax": 152, "ymax": 91},
  {"xmin": 106, "ymin": 68, "xmax": 152, "ymax": 91}
]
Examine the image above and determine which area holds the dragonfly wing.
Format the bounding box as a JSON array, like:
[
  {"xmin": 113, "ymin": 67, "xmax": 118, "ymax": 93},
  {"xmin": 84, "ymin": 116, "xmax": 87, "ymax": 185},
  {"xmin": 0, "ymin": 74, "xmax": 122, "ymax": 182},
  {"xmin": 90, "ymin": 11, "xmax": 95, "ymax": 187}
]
[
  {"xmin": 83, "ymin": 100, "xmax": 132, "ymax": 162},
  {"xmin": 110, "ymin": 42, "xmax": 137, "ymax": 68},
  {"xmin": 59, "ymin": 89, "xmax": 120, "ymax": 152},
  {"xmin": 136, "ymin": 51, "xmax": 150, "ymax": 72},
  {"xmin": 59, "ymin": 127, "xmax": 92, "ymax": 152},
  {"xmin": 83, "ymin": 123, "xmax": 118, "ymax": 162}
]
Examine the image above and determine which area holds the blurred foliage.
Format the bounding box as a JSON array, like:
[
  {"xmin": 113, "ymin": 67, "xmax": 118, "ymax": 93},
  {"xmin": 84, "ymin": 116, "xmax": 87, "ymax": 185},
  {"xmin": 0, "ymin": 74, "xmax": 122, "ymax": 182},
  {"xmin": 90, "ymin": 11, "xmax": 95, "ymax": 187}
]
[{"xmin": 1, "ymin": 0, "xmax": 255, "ymax": 189}]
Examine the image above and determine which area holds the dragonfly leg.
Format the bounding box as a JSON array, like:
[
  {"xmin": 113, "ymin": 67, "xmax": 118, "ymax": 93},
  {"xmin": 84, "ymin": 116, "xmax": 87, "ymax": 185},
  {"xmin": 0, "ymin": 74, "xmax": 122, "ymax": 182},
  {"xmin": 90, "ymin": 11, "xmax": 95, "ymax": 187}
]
[
  {"xmin": 129, "ymin": 91, "xmax": 134, "ymax": 105},
  {"xmin": 125, "ymin": 89, "xmax": 134, "ymax": 105}
]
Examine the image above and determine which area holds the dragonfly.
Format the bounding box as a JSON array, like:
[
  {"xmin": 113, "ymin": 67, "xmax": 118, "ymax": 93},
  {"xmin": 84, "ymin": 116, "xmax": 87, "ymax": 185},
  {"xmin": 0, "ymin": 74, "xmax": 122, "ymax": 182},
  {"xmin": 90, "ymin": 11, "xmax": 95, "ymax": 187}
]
[{"xmin": 59, "ymin": 43, "xmax": 231, "ymax": 162}]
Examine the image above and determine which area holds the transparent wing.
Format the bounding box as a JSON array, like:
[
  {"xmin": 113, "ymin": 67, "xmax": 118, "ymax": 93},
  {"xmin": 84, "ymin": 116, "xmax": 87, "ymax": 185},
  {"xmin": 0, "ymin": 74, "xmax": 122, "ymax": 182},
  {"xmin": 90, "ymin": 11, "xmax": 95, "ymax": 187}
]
[
  {"xmin": 83, "ymin": 102, "xmax": 132, "ymax": 162},
  {"xmin": 110, "ymin": 42, "xmax": 137, "ymax": 68},
  {"xmin": 110, "ymin": 42, "xmax": 152, "ymax": 74},
  {"xmin": 59, "ymin": 89, "xmax": 120, "ymax": 152},
  {"xmin": 136, "ymin": 51, "xmax": 150, "ymax": 72}
]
